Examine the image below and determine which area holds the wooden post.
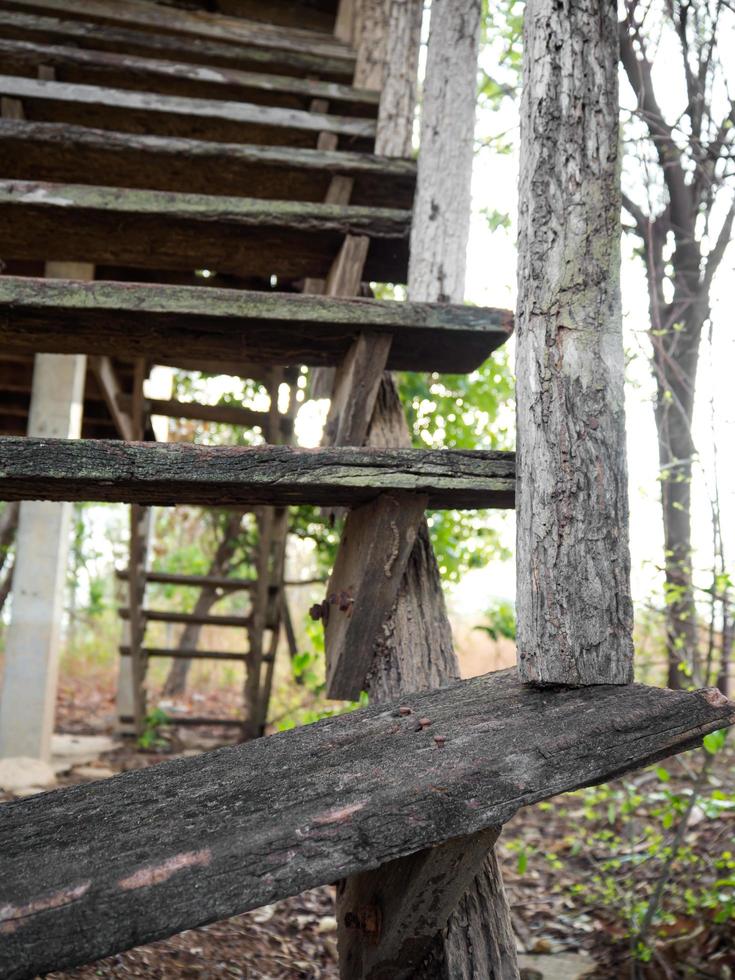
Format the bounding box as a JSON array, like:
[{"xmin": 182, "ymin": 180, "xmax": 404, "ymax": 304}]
[
  {"xmin": 516, "ymin": 0, "xmax": 634, "ymax": 686},
  {"xmin": 0, "ymin": 264, "xmax": 91, "ymax": 761},
  {"xmin": 334, "ymin": 2, "xmax": 519, "ymax": 977}
]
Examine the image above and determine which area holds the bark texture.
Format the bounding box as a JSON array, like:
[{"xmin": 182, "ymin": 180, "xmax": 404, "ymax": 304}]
[
  {"xmin": 407, "ymin": 0, "xmax": 481, "ymax": 302},
  {"xmin": 1, "ymin": 670, "xmax": 730, "ymax": 980},
  {"xmin": 374, "ymin": 0, "xmax": 423, "ymax": 158},
  {"xmin": 516, "ymin": 0, "xmax": 634, "ymax": 686}
]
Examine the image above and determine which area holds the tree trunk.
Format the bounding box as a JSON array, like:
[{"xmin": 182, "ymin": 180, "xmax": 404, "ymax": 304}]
[{"xmin": 515, "ymin": 0, "xmax": 634, "ymax": 686}]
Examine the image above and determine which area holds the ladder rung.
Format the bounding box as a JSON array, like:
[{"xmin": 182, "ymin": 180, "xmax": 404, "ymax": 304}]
[
  {"xmin": 116, "ymin": 570, "xmax": 257, "ymax": 591},
  {"xmin": 119, "ymin": 646, "xmax": 247, "ymax": 662},
  {"xmin": 0, "ymin": 119, "xmax": 415, "ymax": 207},
  {"xmin": 0, "ymin": 8, "xmax": 356, "ymax": 81},
  {"xmin": 118, "ymin": 609, "xmax": 251, "ymax": 628},
  {"xmin": 0, "ymin": 75, "xmax": 375, "ymax": 150},
  {"xmin": 0, "ymin": 438, "xmax": 517, "ymax": 510},
  {"xmin": 0, "ymin": 277, "xmax": 512, "ymax": 374},
  {"xmin": 0, "ymin": 38, "xmax": 378, "ymax": 117},
  {"xmin": 118, "ymin": 714, "xmax": 243, "ymax": 727},
  {"xmin": 0, "ymin": 180, "xmax": 408, "ymax": 283}
]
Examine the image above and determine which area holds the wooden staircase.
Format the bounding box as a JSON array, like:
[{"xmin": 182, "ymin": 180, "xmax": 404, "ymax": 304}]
[{"xmin": 1, "ymin": 2, "xmax": 731, "ymax": 979}]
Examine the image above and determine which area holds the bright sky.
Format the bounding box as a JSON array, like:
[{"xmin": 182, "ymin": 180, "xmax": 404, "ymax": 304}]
[{"xmin": 454, "ymin": 14, "xmax": 735, "ymax": 617}]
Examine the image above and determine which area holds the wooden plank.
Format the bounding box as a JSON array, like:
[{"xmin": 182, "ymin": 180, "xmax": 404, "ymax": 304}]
[
  {"xmin": 116, "ymin": 396, "xmax": 272, "ymax": 431},
  {"xmin": 89, "ymin": 356, "xmax": 135, "ymax": 442},
  {"xmin": 0, "ymin": 181, "xmax": 409, "ymax": 283},
  {"xmin": 0, "ymin": 672, "xmax": 731, "ymax": 979},
  {"xmin": 325, "ymin": 492, "xmax": 428, "ymax": 700},
  {"xmin": 116, "ymin": 569, "xmax": 257, "ymax": 591},
  {"xmin": 0, "ymin": 438, "xmax": 516, "ymax": 510},
  {"xmin": 120, "ymin": 714, "xmax": 243, "ymax": 727},
  {"xmin": 0, "ymin": 11, "xmax": 355, "ymax": 82},
  {"xmin": 120, "ymin": 646, "xmax": 247, "ymax": 662},
  {"xmin": 0, "ymin": 277, "xmax": 510, "ymax": 373},
  {"xmin": 0, "ymin": 75, "xmax": 374, "ymax": 149},
  {"xmin": 323, "ymin": 333, "xmax": 393, "ymax": 445},
  {"xmin": 0, "ymin": 0, "xmax": 352, "ymax": 59},
  {"xmin": 119, "ymin": 610, "xmax": 251, "ymax": 628},
  {"xmin": 0, "ymin": 119, "xmax": 415, "ymax": 206},
  {"xmin": 0, "ymin": 39, "xmax": 378, "ymax": 115}
]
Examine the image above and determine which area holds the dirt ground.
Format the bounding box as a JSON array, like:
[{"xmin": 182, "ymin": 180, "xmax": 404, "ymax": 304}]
[{"xmin": 3, "ymin": 674, "xmax": 733, "ymax": 980}]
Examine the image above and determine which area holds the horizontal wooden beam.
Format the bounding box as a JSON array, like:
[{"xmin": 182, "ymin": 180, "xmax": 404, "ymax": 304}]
[
  {"xmin": 118, "ymin": 714, "xmax": 243, "ymax": 727},
  {"xmin": 0, "ymin": 671, "xmax": 731, "ymax": 978},
  {"xmin": 0, "ymin": 180, "xmax": 409, "ymax": 282},
  {"xmin": 116, "ymin": 569, "xmax": 258, "ymax": 591},
  {"xmin": 0, "ymin": 38, "xmax": 377, "ymax": 116},
  {"xmin": 118, "ymin": 609, "xmax": 251, "ymax": 628},
  {"xmin": 0, "ymin": 74, "xmax": 373, "ymax": 150},
  {"xmin": 0, "ymin": 277, "xmax": 510, "ymax": 372},
  {"xmin": 0, "ymin": 0, "xmax": 352, "ymax": 59},
  {"xmin": 0, "ymin": 118, "xmax": 414, "ymax": 206},
  {"xmin": 0, "ymin": 11, "xmax": 355, "ymax": 82},
  {"xmin": 0, "ymin": 438, "xmax": 516, "ymax": 510},
  {"xmin": 119, "ymin": 646, "xmax": 248, "ymax": 662}
]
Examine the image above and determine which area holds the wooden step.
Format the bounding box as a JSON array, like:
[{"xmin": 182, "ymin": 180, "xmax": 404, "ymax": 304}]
[
  {"xmin": 0, "ymin": 0, "xmax": 353, "ymax": 59},
  {"xmin": 1, "ymin": 670, "xmax": 730, "ymax": 978},
  {"xmin": 118, "ymin": 713, "xmax": 244, "ymax": 727},
  {"xmin": 0, "ymin": 8, "xmax": 356, "ymax": 81},
  {"xmin": 0, "ymin": 182, "xmax": 409, "ymax": 282},
  {"xmin": 119, "ymin": 609, "xmax": 251, "ymax": 628},
  {"xmin": 120, "ymin": 646, "xmax": 248, "ymax": 662},
  {"xmin": 0, "ymin": 277, "xmax": 511, "ymax": 373},
  {"xmin": 0, "ymin": 75, "xmax": 374, "ymax": 149},
  {"xmin": 0, "ymin": 438, "xmax": 516, "ymax": 510},
  {"xmin": 0, "ymin": 119, "xmax": 414, "ymax": 206},
  {"xmin": 0, "ymin": 38, "xmax": 378, "ymax": 116},
  {"xmin": 117, "ymin": 569, "xmax": 258, "ymax": 591}
]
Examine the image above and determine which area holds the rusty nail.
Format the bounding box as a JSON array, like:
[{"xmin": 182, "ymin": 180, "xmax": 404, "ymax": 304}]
[
  {"xmin": 433, "ymin": 734, "xmax": 447, "ymax": 748},
  {"xmin": 419, "ymin": 717, "xmax": 432, "ymax": 729},
  {"xmin": 308, "ymin": 603, "xmax": 323, "ymax": 621},
  {"xmin": 398, "ymin": 706, "xmax": 412, "ymax": 716}
]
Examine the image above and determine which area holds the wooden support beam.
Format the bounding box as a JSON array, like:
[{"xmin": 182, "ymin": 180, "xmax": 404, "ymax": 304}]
[
  {"xmin": 117, "ymin": 396, "xmax": 273, "ymax": 431},
  {"xmin": 0, "ymin": 118, "xmax": 415, "ymax": 206},
  {"xmin": 516, "ymin": 0, "xmax": 633, "ymax": 686},
  {"xmin": 0, "ymin": 10, "xmax": 356, "ymax": 82},
  {"xmin": 120, "ymin": 646, "xmax": 247, "ymax": 662},
  {"xmin": 89, "ymin": 356, "xmax": 135, "ymax": 441},
  {"xmin": 116, "ymin": 569, "xmax": 258, "ymax": 591},
  {"xmin": 0, "ymin": 0, "xmax": 353, "ymax": 59},
  {"xmin": 0, "ymin": 181, "xmax": 409, "ymax": 283},
  {"xmin": 0, "ymin": 438, "xmax": 516, "ymax": 510},
  {"xmin": 0, "ymin": 38, "xmax": 379, "ymax": 115},
  {"xmin": 118, "ymin": 609, "xmax": 251, "ymax": 628},
  {"xmin": 323, "ymin": 333, "xmax": 393, "ymax": 446},
  {"xmin": 0, "ymin": 671, "xmax": 731, "ymax": 979},
  {"xmin": 119, "ymin": 714, "xmax": 243, "ymax": 727},
  {"xmin": 325, "ymin": 491, "xmax": 428, "ymax": 700},
  {"xmin": 0, "ymin": 74, "xmax": 374, "ymax": 149}
]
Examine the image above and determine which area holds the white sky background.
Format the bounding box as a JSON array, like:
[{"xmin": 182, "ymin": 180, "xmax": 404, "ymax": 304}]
[{"xmin": 453, "ymin": 9, "xmax": 735, "ymax": 617}]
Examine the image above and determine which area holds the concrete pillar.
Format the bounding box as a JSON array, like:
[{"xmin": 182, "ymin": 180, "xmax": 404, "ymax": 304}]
[{"xmin": 0, "ymin": 262, "xmax": 92, "ymax": 761}]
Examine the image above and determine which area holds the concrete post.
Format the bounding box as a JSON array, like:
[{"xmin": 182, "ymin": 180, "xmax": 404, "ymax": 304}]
[{"xmin": 0, "ymin": 262, "xmax": 92, "ymax": 761}]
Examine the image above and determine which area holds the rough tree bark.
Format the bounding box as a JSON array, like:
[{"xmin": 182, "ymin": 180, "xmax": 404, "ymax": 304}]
[{"xmin": 515, "ymin": 0, "xmax": 634, "ymax": 686}]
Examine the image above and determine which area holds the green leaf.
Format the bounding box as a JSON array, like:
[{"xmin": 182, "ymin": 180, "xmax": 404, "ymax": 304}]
[{"xmin": 703, "ymin": 729, "xmax": 728, "ymax": 755}]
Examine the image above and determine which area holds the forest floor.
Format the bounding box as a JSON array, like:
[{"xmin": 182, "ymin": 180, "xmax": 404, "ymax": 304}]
[{"xmin": 4, "ymin": 673, "xmax": 733, "ymax": 980}]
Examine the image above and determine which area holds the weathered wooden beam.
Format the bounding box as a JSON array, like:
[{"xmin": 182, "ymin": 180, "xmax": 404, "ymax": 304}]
[
  {"xmin": 0, "ymin": 75, "xmax": 374, "ymax": 149},
  {"xmin": 0, "ymin": 38, "xmax": 378, "ymax": 115},
  {"xmin": 0, "ymin": 276, "xmax": 511, "ymax": 373},
  {"xmin": 0, "ymin": 181, "xmax": 409, "ymax": 282},
  {"xmin": 0, "ymin": 10, "xmax": 355, "ymax": 82},
  {"xmin": 323, "ymin": 333, "xmax": 393, "ymax": 445},
  {"xmin": 0, "ymin": 438, "xmax": 516, "ymax": 510},
  {"xmin": 0, "ymin": 0, "xmax": 352, "ymax": 58},
  {"xmin": 116, "ymin": 569, "xmax": 258, "ymax": 591},
  {"xmin": 516, "ymin": 0, "xmax": 633, "ymax": 686},
  {"xmin": 0, "ymin": 118, "xmax": 415, "ymax": 206},
  {"xmin": 119, "ymin": 646, "xmax": 247, "ymax": 662},
  {"xmin": 118, "ymin": 609, "xmax": 251, "ymax": 628},
  {"xmin": 325, "ymin": 492, "xmax": 428, "ymax": 700},
  {"xmin": 116, "ymin": 396, "xmax": 273, "ymax": 432},
  {"xmin": 0, "ymin": 671, "xmax": 731, "ymax": 980},
  {"xmin": 119, "ymin": 714, "xmax": 243, "ymax": 727},
  {"xmin": 89, "ymin": 356, "xmax": 135, "ymax": 442}
]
